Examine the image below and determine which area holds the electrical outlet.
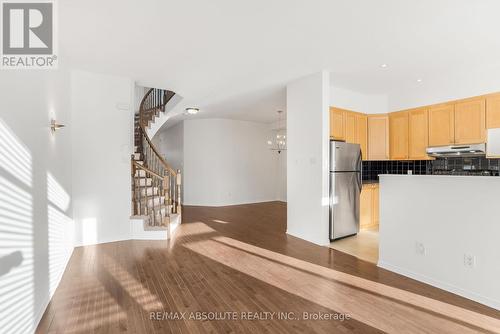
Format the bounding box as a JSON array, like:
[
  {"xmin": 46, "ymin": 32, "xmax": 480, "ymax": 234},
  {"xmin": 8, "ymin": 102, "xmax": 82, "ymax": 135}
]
[
  {"xmin": 464, "ymin": 254, "xmax": 476, "ymax": 268},
  {"xmin": 415, "ymin": 242, "xmax": 426, "ymax": 255}
]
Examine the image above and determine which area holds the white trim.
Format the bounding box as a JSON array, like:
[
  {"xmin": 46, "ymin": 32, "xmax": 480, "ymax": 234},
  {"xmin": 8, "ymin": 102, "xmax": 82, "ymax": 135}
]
[
  {"xmin": 73, "ymin": 235, "xmax": 131, "ymax": 248},
  {"xmin": 378, "ymin": 260, "xmax": 500, "ymax": 311},
  {"xmin": 285, "ymin": 230, "xmax": 330, "ymax": 247},
  {"xmin": 182, "ymin": 199, "xmax": 283, "ymax": 207},
  {"xmin": 34, "ymin": 247, "xmax": 74, "ymax": 331}
]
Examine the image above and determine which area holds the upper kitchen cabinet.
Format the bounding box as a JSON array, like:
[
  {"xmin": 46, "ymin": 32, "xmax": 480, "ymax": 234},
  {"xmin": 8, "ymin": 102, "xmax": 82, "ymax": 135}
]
[
  {"xmin": 356, "ymin": 114, "xmax": 368, "ymax": 160},
  {"xmin": 428, "ymin": 103, "xmax": 455, "ymax": 146},
  {"xmin": 389, "ymin": 111, "xmax": 409, "ymax": 160},
  {"xmin": 345, "ymin": 111, "xmax": 368, "ymax": 159},
  {"xmin": 330, "ymin": 107, "xmax": 345, "ymax": 140},
  {"xmin": 454, "ymin": 98, "xmax": 486, "ymax": 144},
  {"xmin": 408, "ymin": 108, "xmax": 431, "ymax": 160},
  {"xmin": 486, "ymin": 93, "xmax": 500, "ymax": 129},
  {"xmin": 367, "ymin": 114, "xmax": 389, "ymax": 160},
  {"xmin": 329, "ymin": 108, "xmax": 368, "ymax": 159},
  {"xmin": 344, "ymin": 111, "xmax": 357, "ymax": 143}
]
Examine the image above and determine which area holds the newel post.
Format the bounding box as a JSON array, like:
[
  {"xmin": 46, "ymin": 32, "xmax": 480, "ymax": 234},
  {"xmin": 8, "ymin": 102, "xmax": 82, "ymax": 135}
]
[{"xmin": 176, "ymin": 169, "xmax": 182, "ymax": 214}]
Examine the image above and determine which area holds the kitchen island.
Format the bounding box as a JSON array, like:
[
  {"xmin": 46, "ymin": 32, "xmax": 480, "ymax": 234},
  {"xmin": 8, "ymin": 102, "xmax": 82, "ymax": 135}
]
[{"xmin": 378, "ymin": 174, "xmax": 500, "ymax": 310}]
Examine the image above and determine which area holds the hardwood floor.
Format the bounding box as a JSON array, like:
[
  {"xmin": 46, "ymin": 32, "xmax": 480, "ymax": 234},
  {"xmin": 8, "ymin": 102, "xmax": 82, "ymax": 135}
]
[{"xmin": 37, "ymin": 202, "xmax": 500, "ymax": 333}]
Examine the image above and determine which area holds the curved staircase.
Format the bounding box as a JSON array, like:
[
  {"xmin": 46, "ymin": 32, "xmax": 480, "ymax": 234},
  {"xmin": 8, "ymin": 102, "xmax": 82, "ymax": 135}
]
[{"xmin": 131, "ymin": 88, "xmax": 181, "ymax": 239}]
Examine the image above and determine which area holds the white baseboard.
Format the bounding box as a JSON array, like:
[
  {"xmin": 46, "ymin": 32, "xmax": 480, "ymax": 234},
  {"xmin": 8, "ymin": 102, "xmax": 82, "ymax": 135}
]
[
  {"xmin": 74, "ymin": 234, "xmax": 131, "ymax": 247},
  {"xmin": 130, "ymin": 217, "xmax": 168, "ymax": 240},
  {"xmin": 378, "ymin": 260, "xmax": 500, "ymax": 311},
  {"xmin": 285, "ymin": 230, "xmax": 330, "ymax": 247},
  {"xmin": 183, "ymin": 199, "xmax": 284, "ymax": 207},
  {"xmin": 34, "ymin": 246, "xmax": 74, "ymax": 331}
]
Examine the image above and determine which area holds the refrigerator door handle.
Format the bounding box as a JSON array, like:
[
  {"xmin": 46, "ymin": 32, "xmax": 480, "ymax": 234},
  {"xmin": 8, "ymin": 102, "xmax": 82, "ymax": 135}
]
[{"xmin": 357, "ymin": 149, "xmax": 363, "ymax": 191}]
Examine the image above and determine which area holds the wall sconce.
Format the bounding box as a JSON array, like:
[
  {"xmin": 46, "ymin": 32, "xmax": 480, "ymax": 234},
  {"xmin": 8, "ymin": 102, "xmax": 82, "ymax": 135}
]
[{"xmin": 50, "ymin": 119, "xmax": 65, "ymax": 133}]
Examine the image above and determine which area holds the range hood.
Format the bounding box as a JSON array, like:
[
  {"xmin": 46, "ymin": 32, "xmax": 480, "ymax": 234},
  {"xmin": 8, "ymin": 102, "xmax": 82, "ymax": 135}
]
[{"xmin": 426, "ymin": 143, "xmax": 486, "ymax": 158}]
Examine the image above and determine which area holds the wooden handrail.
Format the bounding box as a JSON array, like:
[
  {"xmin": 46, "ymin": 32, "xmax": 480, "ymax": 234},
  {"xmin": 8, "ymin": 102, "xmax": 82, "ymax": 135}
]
[
  {"xmin": 131, "ymin": 160, "xmax": 165, "ymax": 179},
  {"xmin": 132, "ymin": 87, "xmax": 181, "ymax": 224},
  {"xmin": 138, "ymin": 127, "xmax": 177, "ymax": 176},
  {"xmin": 138, "ymin": 88, "xmax": 177, "ymax": 176}
]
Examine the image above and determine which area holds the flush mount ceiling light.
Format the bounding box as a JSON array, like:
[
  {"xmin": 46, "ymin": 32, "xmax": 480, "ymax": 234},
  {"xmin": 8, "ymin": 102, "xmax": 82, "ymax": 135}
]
[
  {"xmin": 380, "ymin": 64, "xmax": 388, "ymax": 68},
  {"xmin": 184, "ymin": 107, "xmax": 199, "ymax": 115},
  {"xmin": 417, "ymin": 79, "xmax": 423, "ymax": 83}
]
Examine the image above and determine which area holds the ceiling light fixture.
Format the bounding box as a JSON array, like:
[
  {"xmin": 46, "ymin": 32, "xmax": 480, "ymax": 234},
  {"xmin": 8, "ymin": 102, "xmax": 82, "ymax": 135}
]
[
  {"xmin": 417, "ymin": 79, "xmax": 423, "ymax": 83},
  {"xmin": 268, "ymin": 110, "xmax": 286, "ymax": 154},
  {"xmin": 380, "ymin": 64, "xmax": 388, "ymax": 68},
  {"xmin": 185, "ymin": 107, "xmax": 199, "ymax": 115}
]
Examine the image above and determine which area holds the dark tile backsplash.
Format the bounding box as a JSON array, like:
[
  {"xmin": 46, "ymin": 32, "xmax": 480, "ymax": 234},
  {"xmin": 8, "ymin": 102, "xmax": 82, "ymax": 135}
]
[{"xmin": 362, "ymin": 157, "xmax": 500, "ymax": 182}]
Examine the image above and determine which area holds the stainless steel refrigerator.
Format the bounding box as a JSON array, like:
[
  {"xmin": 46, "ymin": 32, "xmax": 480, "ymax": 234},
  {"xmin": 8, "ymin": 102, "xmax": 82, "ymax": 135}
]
[{"xmin": 329, "ymin": 141, "xmax": 362, "ymax": 240}]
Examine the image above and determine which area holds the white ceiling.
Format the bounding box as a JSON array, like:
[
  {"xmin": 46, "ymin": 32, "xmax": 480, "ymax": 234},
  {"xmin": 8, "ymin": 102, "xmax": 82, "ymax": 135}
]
[{"xmin": 60, "ymin": 0, "xmax": 500, "ymax": 125}]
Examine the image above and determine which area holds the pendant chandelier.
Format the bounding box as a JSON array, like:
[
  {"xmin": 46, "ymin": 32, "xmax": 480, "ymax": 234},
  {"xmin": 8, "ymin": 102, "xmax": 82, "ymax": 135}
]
[{"xmin": 268, "ymin": 110, "xmax": 286, "ymax": 154}]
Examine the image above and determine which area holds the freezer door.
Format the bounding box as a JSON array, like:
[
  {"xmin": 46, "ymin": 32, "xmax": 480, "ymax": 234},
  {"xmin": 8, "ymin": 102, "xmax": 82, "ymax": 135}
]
[
  {"xmin": 330, "ymin": 171, "xmax": 360, "ymax": 240},
  {"xmin": 330, "ymin": 141, "xmax": 362, "ymax": 172}
]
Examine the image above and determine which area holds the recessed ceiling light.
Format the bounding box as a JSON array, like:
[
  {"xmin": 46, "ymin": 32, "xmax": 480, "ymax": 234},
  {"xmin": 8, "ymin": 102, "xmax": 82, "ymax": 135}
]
[
  {"xmin": 185, "ymin": 107, "xmax": 199, "ymax": 115},
  {"xmin": 380, "ymin": 64, "xmax": 388, "ymax": 68},
  {"xmin": 416, "ymin": 79, "xmax": 423, "ymax": 83}
]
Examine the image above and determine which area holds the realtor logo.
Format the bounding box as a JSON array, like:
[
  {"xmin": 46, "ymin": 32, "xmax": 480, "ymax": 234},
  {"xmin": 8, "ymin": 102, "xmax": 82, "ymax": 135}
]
[{"xmin": 1, "ymin": 0, "xmax": 57, "ymax": 69}]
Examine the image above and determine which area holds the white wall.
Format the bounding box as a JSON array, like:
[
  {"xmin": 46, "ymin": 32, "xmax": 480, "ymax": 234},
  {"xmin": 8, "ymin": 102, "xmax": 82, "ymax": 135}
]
[
  {"xmin": 71, "ymin": 70, "xmax": 134, "ymax": 246},
  {"xmin": 388, "ymin": 65, "xmax": 500, "ymax": 111},
  {"xmin": 333, "ymin": 64, "xmax": 500, "ymax": 114},
  {"xmin": 182, "ymin": 119, "xmax": 280, "ymax": 206},
  {"xmin": 330, "ymin": 86, "xmax": 388, "ymax": 114},
  {"xmin": 379, "ymin": 175, "xmax": 500, "ymax": 310},
  {"xmin": 153, "ymin": 122, "xmax": 184, "ymax": 172},
  {"xmin": 275, "ymin": 150, "xmax": 287, "ymax": 202},
  {"xmin": 287, "ymin": 71, "xmax": 330, "ymax": 246},
  {"xmin": 134, "ymin": 85, "xmax": 147, "ymax": 112},
  {"xmin": 0, "ymin": 69, "xmax": 74, "ymax": 333}
]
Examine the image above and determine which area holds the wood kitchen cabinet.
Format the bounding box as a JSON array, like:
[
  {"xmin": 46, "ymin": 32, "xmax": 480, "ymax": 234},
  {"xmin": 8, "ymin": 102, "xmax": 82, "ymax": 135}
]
[
  {"xmin": 487, "ymin": 93, "xmax": 500, "ymax": 129},
  {"xmin": 428, "ymin": 103, "xmax": 455, "ymax": 146},
  {"xmin": 330, "ymin": 107, "xmax": 345, "ymax": 140},
  {"xmin": 360, "ymin": 183, "xmax": 379, "ymax": 229},
  {"xmin": 408, "ymin": 108, "xmax": 431, "ymax": 160},
  {"xmin": 331, "ymin": 92, "xmax": 492, "ymax": 159},
  {"xmin": 454, "ymin": 98, "xmax": 486, "ymax": 144},
  {"xmin": 344, "ymin": 111, "xmax": 357, "ymax": 143},
  {"xmin": 367, "ymin": 114, "xmax": 389, "ymax": 160},
  {"xmin": 329, "ymin": 107, "xmax": 368, "ymax": 159},
  {"xmin": 345, "ymin": 111, "xmax": 368, "ymax": 160},
  {"xmin": 356, "ymin": 114, "xmax": 368, "ymax": 160},
  {"xmin": 389, "ymin": 111, "xmax": 409, "ymax": 160}
]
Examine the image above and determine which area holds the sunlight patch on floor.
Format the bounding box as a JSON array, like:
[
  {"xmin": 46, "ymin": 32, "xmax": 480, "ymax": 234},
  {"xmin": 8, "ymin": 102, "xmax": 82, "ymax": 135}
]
[
  {"xmin": 180, "ymin": 221, "xmax": 216, "ymax": 236},
  {"xmin": 60, "ymin": 280, "xmax": 127, "ymax": 333},
  {"xmin": 183, "ymin": 232, "xmax": 500, "ymax": 333},
  {"xmin": 212, "ymin": 219, "xmax": 230, "ymax": 224},
  {"xmin": 102, "ymin": 253, "xmax": 164, "ymax": 312}
]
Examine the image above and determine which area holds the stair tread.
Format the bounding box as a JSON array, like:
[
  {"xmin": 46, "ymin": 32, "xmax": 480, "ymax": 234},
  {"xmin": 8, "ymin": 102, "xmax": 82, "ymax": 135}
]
[
  {"xmin": 136, "ymin": 198, "xmax": 166, "ymax": 204},
  {"xmin": 135, "ymin": 194, "xmax": 165, "ymax": 199}
]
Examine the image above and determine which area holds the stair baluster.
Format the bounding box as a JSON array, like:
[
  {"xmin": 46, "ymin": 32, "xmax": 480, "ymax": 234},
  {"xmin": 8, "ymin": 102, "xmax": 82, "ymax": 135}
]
[{"xmin": 131, "ymin": 88, "xmax": 181, "ymax": 230}]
